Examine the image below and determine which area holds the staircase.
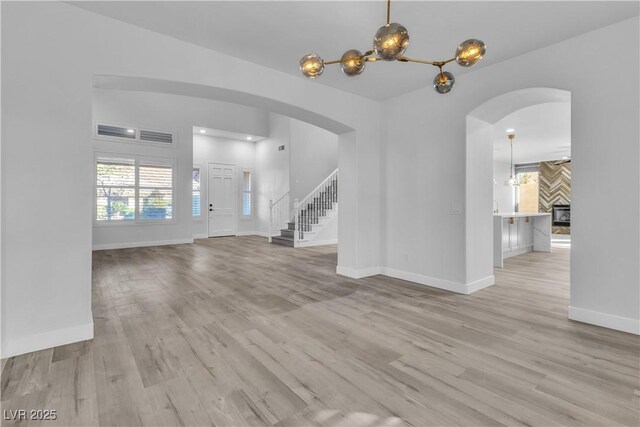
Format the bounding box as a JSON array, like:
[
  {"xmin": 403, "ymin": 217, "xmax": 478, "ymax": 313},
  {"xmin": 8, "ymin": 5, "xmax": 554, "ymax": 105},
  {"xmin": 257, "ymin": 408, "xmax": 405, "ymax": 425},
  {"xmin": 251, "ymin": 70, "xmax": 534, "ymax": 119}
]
[{"xmin": 269, "ymin": 169, "xmax": 338, "ymax": 247}]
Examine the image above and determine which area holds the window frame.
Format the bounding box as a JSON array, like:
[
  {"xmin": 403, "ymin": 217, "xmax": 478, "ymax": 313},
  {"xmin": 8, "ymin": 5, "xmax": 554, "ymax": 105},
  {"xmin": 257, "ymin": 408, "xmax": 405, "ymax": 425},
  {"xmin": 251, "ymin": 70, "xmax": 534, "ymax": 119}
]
[
  {"xmin": 94, "ymin": 153, "xmax": 177, "ymax": 226},
  {"xmin": 192, "ymin": 165, "xmax": 202, "ymax": 219},
  {"xmin": 93, "ymin": 121, "xmax": 177, "ymax": 149},
  {"xmin": 241, "ymin": 168, "xmax": 253, "ymax": 219},
  {"xmin": 514, "ymin": 163, "xmax": 540, "ymax": 213}
]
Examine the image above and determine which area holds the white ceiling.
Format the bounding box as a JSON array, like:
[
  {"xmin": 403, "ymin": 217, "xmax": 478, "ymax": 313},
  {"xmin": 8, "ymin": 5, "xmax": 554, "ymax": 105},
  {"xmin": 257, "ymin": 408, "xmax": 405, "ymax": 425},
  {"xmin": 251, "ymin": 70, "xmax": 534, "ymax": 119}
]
[
  {"xmin": 72, "ymin": 1, "xmax": 639, "ymax": 101},
  {"xmin": 493, "ymin": 102, "xmax": 571, "ymax": 164}
]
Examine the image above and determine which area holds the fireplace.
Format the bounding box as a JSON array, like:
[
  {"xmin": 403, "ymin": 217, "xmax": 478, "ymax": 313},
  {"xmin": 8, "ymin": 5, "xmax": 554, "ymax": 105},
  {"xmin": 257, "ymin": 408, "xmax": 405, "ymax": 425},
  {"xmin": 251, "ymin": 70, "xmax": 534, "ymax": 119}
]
[{"xmin": 552, "ymin": 204, "xmax": 570, "ymax": 226}]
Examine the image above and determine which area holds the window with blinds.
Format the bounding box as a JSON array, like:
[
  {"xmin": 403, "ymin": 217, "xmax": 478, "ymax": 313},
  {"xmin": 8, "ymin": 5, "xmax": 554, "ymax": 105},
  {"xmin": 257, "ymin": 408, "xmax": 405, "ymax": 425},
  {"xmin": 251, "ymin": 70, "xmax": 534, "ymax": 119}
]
[
  {"xmin": 139, "ymin": 163, "xmax": 173, "ymax": 220},
  {"xmin": 96, "ymin": 156, "xmax": 174, "ymax": 223},
  {"xmin": 242, "ymin": 170, "xmax": 252, "ymax": 217},
  {"xmin": 96, "ymin": 158, "xmax": 136, "ymax": 221},
  {"xmin": 192, "ymin": 168, "xmax": 201, "ymax": 217}
]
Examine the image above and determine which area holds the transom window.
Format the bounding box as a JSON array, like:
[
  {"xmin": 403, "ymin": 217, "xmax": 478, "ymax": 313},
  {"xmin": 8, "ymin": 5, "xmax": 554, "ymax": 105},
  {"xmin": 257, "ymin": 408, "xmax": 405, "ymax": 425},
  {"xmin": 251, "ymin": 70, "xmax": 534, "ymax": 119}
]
[{"xmin": 96, "ymin": 156, "xmax": 174, "ymax": 223}]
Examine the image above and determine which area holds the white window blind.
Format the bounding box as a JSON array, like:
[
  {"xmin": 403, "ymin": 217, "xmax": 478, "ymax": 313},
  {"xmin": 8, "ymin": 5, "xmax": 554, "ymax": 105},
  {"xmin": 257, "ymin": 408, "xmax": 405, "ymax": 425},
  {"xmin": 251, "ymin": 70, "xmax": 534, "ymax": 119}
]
[
  {"xmin": 192, "ymin": 168, "xmax": 201, "ymax": 217},
  {"xmin": 96, "ymin": 157, "xmax": 174, "ymax": 223},
  {"xmin": 242, "ymin": 170, "xmax": 252, "ymax": 217},
  {"xmin": 96, "ymin": 158, "xmax": 136, "ymax": 221},
  {"xmin": 139, "ymin": 163, "xmax": 173, "ymax": 220}
]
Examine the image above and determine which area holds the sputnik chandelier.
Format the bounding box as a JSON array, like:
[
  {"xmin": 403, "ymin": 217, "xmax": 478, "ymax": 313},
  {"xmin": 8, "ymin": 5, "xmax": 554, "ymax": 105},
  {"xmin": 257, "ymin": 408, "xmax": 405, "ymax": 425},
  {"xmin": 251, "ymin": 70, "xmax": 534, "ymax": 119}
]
[{"xmin": 299, "ymin": 0, "xmax": 486, "ymax": 94}]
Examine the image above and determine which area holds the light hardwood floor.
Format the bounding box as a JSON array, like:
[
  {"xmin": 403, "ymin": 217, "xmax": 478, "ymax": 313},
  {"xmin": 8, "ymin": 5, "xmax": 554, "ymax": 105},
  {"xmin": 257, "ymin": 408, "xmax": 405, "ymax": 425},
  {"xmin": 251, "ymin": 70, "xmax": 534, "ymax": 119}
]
[{"xmin": 2, "ymin": 236, "xmax": 638, "ymax": 426}]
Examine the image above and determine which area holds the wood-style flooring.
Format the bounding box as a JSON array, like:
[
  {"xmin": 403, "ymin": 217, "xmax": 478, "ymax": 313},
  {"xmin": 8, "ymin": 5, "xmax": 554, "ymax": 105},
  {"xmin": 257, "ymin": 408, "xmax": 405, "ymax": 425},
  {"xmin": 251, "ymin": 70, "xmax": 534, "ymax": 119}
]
[{"xmin": 2, "ymin": 236, "xmax": 638, "ymax": 426}]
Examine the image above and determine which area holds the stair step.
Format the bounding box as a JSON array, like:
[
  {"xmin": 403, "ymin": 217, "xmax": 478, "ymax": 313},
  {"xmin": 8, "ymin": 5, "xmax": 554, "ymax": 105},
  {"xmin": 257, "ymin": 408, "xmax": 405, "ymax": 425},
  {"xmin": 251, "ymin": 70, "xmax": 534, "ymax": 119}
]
[
  {"xmin": 288, "ymin": 222, "xmax": 312, "ymax": 231},
  {"xmin": 271, "ymin": 235, "xmax": 294, "ymax": 247},
  {"xmin": 280, "ymin": 229, "xmax": 294, "ymax": 238}
]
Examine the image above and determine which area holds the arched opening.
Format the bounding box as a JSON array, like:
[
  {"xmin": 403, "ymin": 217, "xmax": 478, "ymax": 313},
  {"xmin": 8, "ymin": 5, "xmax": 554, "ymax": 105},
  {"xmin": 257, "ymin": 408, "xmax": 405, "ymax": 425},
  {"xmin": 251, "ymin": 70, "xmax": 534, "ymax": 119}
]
[
  {"xmin": 465, "ymin": 87, "xmax": 572, "ymax": 295},
  {"xmin": 91, "ymin": 75, "xmax": 356, "ymax": 262},
  {"xmin": 93, "ymin": 75, "xmax": 355, "ymax": 135}
]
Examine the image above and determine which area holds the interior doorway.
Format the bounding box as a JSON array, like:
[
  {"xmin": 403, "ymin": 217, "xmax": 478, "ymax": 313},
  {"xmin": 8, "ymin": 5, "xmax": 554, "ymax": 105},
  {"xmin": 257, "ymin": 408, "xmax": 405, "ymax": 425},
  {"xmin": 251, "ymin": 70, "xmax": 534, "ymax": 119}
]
[
  {"xmin": 465, "ymin": 87, "xmax": 572, "ymax": 285},
  {"xmin": 208, "ymin": 163, "xmax": 237, "ymax": 237}
]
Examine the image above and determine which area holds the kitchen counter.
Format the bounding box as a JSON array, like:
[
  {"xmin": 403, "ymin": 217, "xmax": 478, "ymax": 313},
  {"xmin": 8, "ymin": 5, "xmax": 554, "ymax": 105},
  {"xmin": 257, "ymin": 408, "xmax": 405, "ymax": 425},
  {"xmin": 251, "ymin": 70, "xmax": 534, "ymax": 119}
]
[
  {"xmin": 494, "ymin": 212, "xmax": 550, "ymax": 218},
  {"xmin": 493, "ymin": 213, "xmax": 551, "ymax": 268}
]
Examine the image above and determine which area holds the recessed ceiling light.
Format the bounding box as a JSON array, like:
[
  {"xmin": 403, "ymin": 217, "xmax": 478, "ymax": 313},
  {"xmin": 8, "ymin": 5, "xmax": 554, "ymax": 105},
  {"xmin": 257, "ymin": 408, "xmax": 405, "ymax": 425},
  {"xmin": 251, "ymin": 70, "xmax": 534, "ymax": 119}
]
[
  {"xmin": 505, "ymin": 128, "xmax": 515, "ymax": 133},
  {"xmin": 126, "ymin": 129, "xmax": 135, "ymax": 134},
  {"xmin": 200, "ymin": 129, "xmax": 206, "ymax": 134},
  {"xmin": 246, "ymin": 136, "xmax": 252, "ymax": 140}
]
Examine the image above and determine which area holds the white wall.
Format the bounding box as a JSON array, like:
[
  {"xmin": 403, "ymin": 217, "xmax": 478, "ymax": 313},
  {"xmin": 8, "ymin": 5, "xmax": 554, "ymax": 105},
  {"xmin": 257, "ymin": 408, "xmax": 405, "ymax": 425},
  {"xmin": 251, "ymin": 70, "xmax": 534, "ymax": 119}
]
[
  {"xmin": 1, "ymin": 1, "xmax": 382, "ymax": 357},
  {"xmin": 91, "ymin": 89, "xmax": 268, "ymax": 249},
  {"xmin": 289, "ymin": 118, "xmax": 339, "ymax": 203},
  {"xmin": 254, "ymin": 113, "xmax": 339, "ymax": 235},
  {"xmin": 465, "ymin": 116, "xmax": 494, "ymax": 289},
  {"xmin": 193, "ymin": 135, "xmax": 258, "ymax": 237},
  {"xmin": 385, "ymin": 18, "xmax": 639, "ymax": 332},
  {"xmin": 493, "ymin": 160, "xmax": 514, "ymax": 212},
  {"xmin": 255, "ymin": 114, "xmax": 291, "ymax": 234}
]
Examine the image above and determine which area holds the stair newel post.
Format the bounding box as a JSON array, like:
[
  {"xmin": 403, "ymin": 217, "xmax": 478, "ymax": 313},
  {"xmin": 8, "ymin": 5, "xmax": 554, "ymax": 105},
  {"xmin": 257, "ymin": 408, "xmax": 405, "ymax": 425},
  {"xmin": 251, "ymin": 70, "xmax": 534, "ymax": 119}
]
[
  {"xmin": 268, "ymin": 199, "xmax": 274, "ymax": 243},
  {"xmin": 294, "ymin": 198, "xmax": 300, "ymax": 247}
]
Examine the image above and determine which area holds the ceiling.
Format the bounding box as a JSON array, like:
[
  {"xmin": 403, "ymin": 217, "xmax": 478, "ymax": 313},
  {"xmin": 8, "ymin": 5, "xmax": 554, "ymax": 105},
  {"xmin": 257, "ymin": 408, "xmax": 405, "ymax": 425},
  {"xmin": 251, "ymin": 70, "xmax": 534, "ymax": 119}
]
[
  {"xmin": 493, "ymin": 102, "xmax": 571, "ymax": 164},
  {"xmin": 72, "ymin": 1, "xmax": 639, "ymax": 101}
]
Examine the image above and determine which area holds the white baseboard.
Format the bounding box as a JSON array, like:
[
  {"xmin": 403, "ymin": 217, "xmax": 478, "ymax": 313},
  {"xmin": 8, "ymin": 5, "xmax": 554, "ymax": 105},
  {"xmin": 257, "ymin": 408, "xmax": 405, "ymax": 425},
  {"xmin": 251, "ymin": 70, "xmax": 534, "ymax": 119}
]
[
  {"xmin": 195, "ymin": 232, "xmax": 268, "ymax": 239},
  {"xmin": 1, "ymin": 322, "xmax": 94, "ymax": 359},
  {"xmin": 299, "ymin": 238, "xmax": 338, "ymax": 248},
  {"xmin": 382, "ymin": 267, "xmax": 467, "ymax": 293},
  {"xmin": 336, "ymin": 265, "xmax": 382, "ymax": 279},
  {"xmin": 504, "ymin": 246, "xmax": 533, "ymax": 259},
  {"xmin": 383, "ymin": 268, "xmax": 494, "ymax": 294},
  {"xmin": 466, "ymin": 275, "xmax": 496, "ymax": 293},
  {"xmin": 336, "ymin": 265, "xmax": 494, "ymax": 295},
  {"xmin": 569, "ymin": 306, "xmax": 640, "ymax": 335},
  {"xmin": 92, "ymin": 238, "xmax": 193, "ymax": 251}
]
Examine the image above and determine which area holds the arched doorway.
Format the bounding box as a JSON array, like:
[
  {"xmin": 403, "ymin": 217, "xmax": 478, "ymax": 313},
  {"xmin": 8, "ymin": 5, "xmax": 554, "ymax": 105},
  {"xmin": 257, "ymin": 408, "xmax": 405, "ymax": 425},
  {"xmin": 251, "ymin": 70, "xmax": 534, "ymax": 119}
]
[
  {"xmin": 465, "ymin": 87, "xmax": 572, "ymax": 291},
  {"xmin": 91, "ymin": 74, "xmax": 368, "ymax": 270}
]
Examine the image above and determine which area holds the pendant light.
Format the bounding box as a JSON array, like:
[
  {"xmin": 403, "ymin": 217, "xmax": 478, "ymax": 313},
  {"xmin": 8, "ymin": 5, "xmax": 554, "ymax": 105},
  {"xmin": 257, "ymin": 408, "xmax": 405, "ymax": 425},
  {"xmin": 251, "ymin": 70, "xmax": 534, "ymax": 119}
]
[
  {"xmin": 299, "ymin": 0, "xmax": 486, "ymax": 94},
  {"xmin": 506, "ymin": 129, "xmax": 520, "ymax": 186}
]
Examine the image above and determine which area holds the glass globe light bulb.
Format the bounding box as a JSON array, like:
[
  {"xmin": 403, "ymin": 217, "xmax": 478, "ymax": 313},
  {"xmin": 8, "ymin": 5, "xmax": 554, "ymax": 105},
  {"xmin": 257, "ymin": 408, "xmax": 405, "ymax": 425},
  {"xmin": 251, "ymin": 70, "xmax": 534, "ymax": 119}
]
[
  {"xmin": 373, "ymin": 23, "xmax": 409, "ymax": 61},
  {"xmin": 433, "ymin": 71, "xmax": 455, "ymax": 94},
  {"xmin": 300, "ymin": 53, "xmax": 325, "ymax": 79},
  {"xmin": 340, "ymin": 49, "xmax": 366, "ymax": 77},
  {"xmin": 455, "ymin": 39, "xmax": 486, "ymax": 67}
]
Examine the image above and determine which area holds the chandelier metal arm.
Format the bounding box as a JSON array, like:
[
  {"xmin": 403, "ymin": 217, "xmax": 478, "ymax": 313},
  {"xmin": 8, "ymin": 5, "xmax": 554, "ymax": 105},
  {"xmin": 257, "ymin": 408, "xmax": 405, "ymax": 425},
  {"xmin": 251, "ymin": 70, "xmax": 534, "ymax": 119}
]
[
  {"xmin": 325, "ymin": 54, "xmax": 454, "ymax": 68},
  {"xmin": 398, "ymin": 56, "xmax": 456, "ymax": 67}
]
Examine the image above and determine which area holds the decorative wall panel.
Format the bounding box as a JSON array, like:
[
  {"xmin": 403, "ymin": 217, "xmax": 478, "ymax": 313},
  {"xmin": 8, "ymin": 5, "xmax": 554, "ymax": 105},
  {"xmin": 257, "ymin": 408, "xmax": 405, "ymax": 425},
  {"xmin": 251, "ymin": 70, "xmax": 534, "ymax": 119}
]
[{"xmin": 539, "ymin": 161, "xmax": 571, "ymax": 234}]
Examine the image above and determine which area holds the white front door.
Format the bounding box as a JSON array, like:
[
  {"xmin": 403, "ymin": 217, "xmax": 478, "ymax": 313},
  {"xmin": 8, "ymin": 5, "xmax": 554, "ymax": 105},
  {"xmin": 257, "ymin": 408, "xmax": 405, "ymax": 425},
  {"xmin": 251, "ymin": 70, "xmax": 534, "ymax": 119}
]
[{"xmin": 208, "ymin": 163, "xmax": 236, "ymax": 237}]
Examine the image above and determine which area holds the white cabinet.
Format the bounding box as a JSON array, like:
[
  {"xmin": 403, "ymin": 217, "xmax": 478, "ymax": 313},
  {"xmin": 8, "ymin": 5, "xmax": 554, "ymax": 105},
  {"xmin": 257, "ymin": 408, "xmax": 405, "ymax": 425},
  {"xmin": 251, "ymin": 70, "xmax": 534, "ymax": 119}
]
[
  {"xmin": 502, "ymin": 217, "xmax": 533, "ymax": 255},
  {"xmin": 509, "ymin": 220, "xmax": 519, "ymax": 250},
  {"xmin": 502, "ymin": 219, "xmax": 510, "ymax": 250},
  {"xmin": 518, "ymin": 217, "xmax": 533, "ymax": 248},
  {"xmin": 494, "ymin": 213, "xmax": 551, "ymax": 268}
]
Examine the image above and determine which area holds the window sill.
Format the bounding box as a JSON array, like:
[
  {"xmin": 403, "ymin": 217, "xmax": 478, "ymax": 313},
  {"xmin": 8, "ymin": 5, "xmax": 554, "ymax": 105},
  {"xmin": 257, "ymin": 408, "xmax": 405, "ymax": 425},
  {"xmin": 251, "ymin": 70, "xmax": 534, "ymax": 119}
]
[{"xmin": 94, "ymin": 219, "xmax": 177, "ymax": 227}]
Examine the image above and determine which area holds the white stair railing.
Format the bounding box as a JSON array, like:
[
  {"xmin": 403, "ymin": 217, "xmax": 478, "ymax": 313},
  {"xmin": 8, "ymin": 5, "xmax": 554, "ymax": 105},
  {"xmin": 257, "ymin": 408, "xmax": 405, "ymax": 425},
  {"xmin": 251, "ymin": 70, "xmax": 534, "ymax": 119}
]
[
  {"xmin": 294, "ymin": 168, "xmax": 338, "ymax": 245},
  {"xmin": 269, "ymin": 191, "xmax": 290, "ymax": 243}
]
